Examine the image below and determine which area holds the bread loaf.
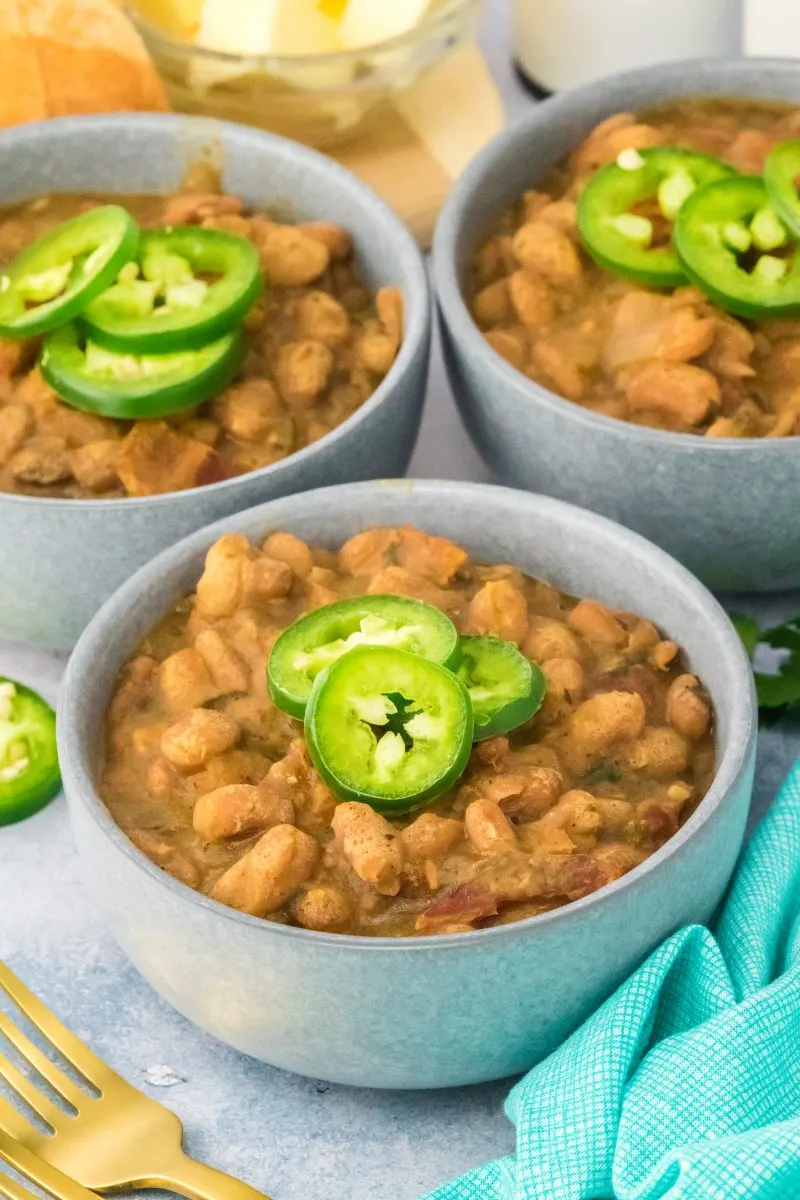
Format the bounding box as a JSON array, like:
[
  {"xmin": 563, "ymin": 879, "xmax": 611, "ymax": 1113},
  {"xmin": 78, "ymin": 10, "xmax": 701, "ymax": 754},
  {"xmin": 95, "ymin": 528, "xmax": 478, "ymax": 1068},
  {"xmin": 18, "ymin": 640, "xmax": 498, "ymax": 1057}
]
[{"xmin": 0, "ymin": 0, "xmax": 170, "ymax": 128}]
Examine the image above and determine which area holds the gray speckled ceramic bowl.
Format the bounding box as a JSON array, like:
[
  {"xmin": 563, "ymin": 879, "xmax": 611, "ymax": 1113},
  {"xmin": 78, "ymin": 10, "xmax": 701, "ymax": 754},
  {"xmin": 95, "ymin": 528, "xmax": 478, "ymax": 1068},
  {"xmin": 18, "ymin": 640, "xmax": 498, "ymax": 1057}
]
[
  {"xmin": 58, "ymin": 480, "xmax": 756, "ymax": 1089},
  {"xmin": 0, "ymin": 115, "xmax": 430, "ymax": 651},
  {"xmin": 434, "ymin": 58, "xmax": 800, "ymax": 594}
]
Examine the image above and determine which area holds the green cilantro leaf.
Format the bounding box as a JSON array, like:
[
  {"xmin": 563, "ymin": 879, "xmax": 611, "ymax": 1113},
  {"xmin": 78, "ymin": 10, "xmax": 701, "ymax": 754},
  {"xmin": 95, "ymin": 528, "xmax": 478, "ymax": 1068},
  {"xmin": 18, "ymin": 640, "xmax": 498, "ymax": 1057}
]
[{"xmin": 731, "ymin": 611, "xmax": 800, "ymax": 719}]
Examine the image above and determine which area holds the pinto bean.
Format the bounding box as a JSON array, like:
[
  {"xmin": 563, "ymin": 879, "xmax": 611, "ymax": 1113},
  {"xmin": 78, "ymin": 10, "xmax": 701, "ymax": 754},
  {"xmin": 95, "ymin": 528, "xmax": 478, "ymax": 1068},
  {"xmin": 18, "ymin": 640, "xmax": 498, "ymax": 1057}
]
[
  {"xmin": 193, "ymin": 783, "xmax": 293, "ymax": 842},
  {"xmin": 258, "ymin": 225, "xmax": 330, "ymax": 286},
  {"xmin": 464, "ymin": 799, "xmax": 517, "ymax": 853},
  {"xmin": 10, "ymin": 435, "xmax": 72, "ymax": 485},
  {"xmin": 508, "ymin": 270, "xmax": 554, "ymax": 327},
  {"xmin": 377, "ymin": 288, "xmax": 404, "ymax": 342},
  {"xmin": 262, "ymin": 532, "xmax": 314, "ymax": 578},
  {"xmin": 569, "ymin": 690, "xmax": 646, "ymax": 756},
  {"xmin": 160, "ymin": 649, "xmax": 220, "ymax": 712},
  {"xmin": 211, "ymin": 825, "xmax": 319, "ymax": 916},
  {"xmin": 241, "ymin": 555, "xmax": 294, "ymax": 605},
  {"xmin": 652, "ymin": 640, "xmax": 679, "ymax": 671},
  {"xmin": 297, "ymin": 291, "xmax": 351, "ymax": 346},
  {"xmin": 625, "ymin": 726, "xmax": 689, "ymax": 775},
  {"xmin": 163, "ymin": 193, "xmax": 244, "ymax": 225},
  {"xmin": 497, "ymin": 767, "xmax": 564, "ymax": 821},
  {"xmin": 400, "ymin": 813, "xmax": 462, "ymax": 863},
  {"xmin": 485, "ymin": 329, "xmax": 527, "ymax": 370},
  {"xmin": 356, "ymin": 328, "xmax": 398, "ymax": 375},
  {"xmin": 535, "ymin": 790, "xmax": 601, "ymax": 850},
  {"xmin": 568, "ymin": 600, "xmax": 627, "ymax": 646},
  {"xmin": 296, "ymin": 221, "xmax": 352, "ymax": 262},
  {"xmin": 367, "ymin": 566, "xmax": 446, "ymax": 606},
  {"xmin": 194, "ymin": 630, "xmax": 250, "ymax": 695},
  {"xmin": 627, "ymin": 619, "xmax": 660, "ymax": 654},
  {"xmin": 467, "ymin": 580, "xmax": 528, "ymax": 645},
  {"xmin": 195, "ymin": 534, "xmax": 252, "ymax": 620},
  {"xmin": 625, "ymin": 362, "xmax": 719, "ymax": 428},
  {"xmin": 541, "ymin": 657, "xmax": 585, "ymax": 701},
  {"xmin": 0, "ymin": 404, "xmax": 32, "ymax": 464},
  {"xmin": 524, "ymin": 618, "xmax": 582, "ymax": 663},
  {"xmin": 293, "ymin": 885, "xmax": 353, "ymax": 933},
  {"xmin": 214, "ymin": 380, "xmax": 293, "ymax": 445},
  {"xmin": 572, "ymin": 118, "xmax": 663, "ymax": 174},
  {"xmin": 396, "ymin": 526, "xmax": 468, "ymax": 586},
  {"xmin": 473, "ymin": 279, "xmax": 511, "ymax": 327},
  {"xmin": 331, "ymin": 802, "xmax": 404, "ymax": 896},
  {"xmin": 512, "ymin": 221, "xmax": 582, "ymax": 287},
  {"xmin": 161, "ymin": 708, "xmax": 240, "ymax": 772},
  {"xmin": 68, "ymin": 440, "xmax": 120, "ymax": 492},
  {"xmin": 338, "ymin": 528, "xmax": 398, "ymax": 575},
  {"xmin": 666, "ymin": 674, "xmax": 712, "ymax": 740},
  {"xmin": 276, "ymin": 341, "xmax": 334, "ymax": 404}
]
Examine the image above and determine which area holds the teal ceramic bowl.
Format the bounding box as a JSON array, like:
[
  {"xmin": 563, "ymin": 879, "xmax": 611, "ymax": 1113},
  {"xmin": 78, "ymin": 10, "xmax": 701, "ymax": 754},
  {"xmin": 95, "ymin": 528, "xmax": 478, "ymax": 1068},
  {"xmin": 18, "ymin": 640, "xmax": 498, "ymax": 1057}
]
[
  {"xmin": 434, "ymin": 58, "xmax": 800, "ymax": 593},
  {"xmin": 58, "ymin": 480, "xmax": 756, "ymax": 1089},
  {"xmin": 0, "ymin": 115, "xmax": 430, "ymax": 651}
]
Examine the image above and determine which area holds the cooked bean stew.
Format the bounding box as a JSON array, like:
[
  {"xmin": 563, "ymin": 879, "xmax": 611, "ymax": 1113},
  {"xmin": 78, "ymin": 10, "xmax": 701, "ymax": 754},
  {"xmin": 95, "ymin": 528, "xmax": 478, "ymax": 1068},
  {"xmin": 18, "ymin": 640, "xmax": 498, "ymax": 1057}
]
[
  {"xmin": 0, "ymin": 186, "xmax": 401, "ymax": 497},
  {"xmin": 470, "ymin": 98, "xmax": 800, "ymax": 436},
  {"xmin": 101, "ymin": 525, "xmax": 715, "ymax": 937}
]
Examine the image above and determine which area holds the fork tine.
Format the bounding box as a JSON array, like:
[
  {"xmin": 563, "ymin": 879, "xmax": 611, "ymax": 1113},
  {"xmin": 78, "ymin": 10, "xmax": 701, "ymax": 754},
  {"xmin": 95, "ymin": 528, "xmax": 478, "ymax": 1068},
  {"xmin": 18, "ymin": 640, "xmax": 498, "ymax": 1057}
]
[
  {"xmin": 0, "ymin": 964, "xmax": 110, "ymax": 1090},
  {"xmin": 0, "ymin": 1095, "xmax": 33, "ymax": 1144},
  {"xmin": 0, "ymin": 1130, "xmax": 98, "ymax": 1200},
  {"xmin": 0, "ymin": 1055, "xmax": 68, "ymax": 1129},
  {"xmin": 0, "ymin": 1017, "xmax": 86, "ymax": 1112},
  {"xmin": 0, "ymin": 1169, "xmax": 36, "ymax": 1200}
]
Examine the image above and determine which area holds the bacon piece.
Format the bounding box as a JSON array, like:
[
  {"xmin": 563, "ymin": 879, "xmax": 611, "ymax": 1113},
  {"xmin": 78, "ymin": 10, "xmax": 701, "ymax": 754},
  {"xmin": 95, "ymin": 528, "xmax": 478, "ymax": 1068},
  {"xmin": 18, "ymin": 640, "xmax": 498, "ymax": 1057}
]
[{"xmin": 415, "ymin": 883, "xmax": 499, "ymax": 933}]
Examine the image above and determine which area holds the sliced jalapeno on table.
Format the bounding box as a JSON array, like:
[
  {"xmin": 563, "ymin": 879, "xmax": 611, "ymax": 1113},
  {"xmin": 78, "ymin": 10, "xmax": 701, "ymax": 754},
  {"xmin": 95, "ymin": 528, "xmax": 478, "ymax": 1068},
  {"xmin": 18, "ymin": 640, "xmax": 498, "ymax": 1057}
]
[
  {"xmin": 578, "ymin": 148, "xmax": 734, "ymax": 287},
  {"xmin": 764, "ymin": 139, "xmax": 800, "ymax": 239},
  {"xmin": 457, "ymin": 636, "xmax": 546, "ymax": 740},
  {"xmin": 305, "ymin": 645, "xmax": 473, "ymax": 814},
  {"xmin": 40, "ymin": 322, "xmax": 245, "ymax": 419},
  {"xmin": 0, "ymin": 206, "xmax": 139, "ymax": 339},
  {"xmin": 268, "ymin": 595, "xmax": 460, "ymax": 720},
  {"xmin": 83, "ymin": 227, "xmax": 263, "ymax": 353},
  {"xmin": 0, "ymin": 679, "xmax": 60, "ymax": 826},
  {"xmin": 675, "ymin": 176, "xmax": 800, "ymax": 319}
]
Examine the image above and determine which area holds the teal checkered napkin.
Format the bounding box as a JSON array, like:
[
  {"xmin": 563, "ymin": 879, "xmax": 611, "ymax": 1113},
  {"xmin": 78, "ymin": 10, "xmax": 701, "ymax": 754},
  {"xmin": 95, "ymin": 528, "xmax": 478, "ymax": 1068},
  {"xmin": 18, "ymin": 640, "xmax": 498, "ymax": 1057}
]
[{"xmin": 424, "ymin": 760, "xmax": 800, "ymax": 1200}]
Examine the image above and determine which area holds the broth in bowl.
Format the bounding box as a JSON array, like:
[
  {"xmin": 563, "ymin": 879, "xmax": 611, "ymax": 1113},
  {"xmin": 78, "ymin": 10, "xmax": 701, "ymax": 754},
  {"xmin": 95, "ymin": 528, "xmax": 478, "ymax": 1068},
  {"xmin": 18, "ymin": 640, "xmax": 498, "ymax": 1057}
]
[
  {"xmin": 101, "ymin": 523, "xmax": 715, "ymax": 938},
  {"xmin": 470, "ymin": 97, "xmax": 800, "ymax": 437}
]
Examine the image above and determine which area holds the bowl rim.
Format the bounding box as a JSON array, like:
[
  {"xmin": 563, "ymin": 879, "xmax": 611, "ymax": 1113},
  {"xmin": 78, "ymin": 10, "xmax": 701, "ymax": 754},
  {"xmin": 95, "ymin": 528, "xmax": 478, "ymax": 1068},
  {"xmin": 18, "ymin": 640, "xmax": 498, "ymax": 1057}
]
[
  {"xmin": 126, "ymin": 0, "xmax": 480, "ymax": 66},
  {"xmin": 58, "ymin": 478, "xmax": 757, "ymax": 953},
  {"xmin": 433, "ymin": 54, "xmax": 800, "ymax": 454},
  {"xmin": 0, "ymin": 112, "xmax": 430, "ymax": 512}
]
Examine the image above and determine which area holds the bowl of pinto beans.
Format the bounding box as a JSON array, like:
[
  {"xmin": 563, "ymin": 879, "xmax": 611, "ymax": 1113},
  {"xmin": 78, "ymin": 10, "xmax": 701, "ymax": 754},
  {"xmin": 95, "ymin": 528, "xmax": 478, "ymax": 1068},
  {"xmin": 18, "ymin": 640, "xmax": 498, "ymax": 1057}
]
[
  {"xmin": 434, "ymin": 57, "xmax": 800, "ymax": 592},
  {"xmin": 58, "ymin": 479, "xmax": 755, "ymax": 1088},
  {"xmin": 0, "ymin": 114, "xmax": 429, "ymax": 651}
]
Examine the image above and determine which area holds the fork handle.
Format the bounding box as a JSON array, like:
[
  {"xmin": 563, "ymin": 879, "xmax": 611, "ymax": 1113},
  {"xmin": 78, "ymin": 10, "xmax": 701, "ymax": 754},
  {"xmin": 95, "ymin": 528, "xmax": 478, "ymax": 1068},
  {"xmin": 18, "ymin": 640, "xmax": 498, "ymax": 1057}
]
[{"xmin": 151, "ymin": 1152, "xmax": 273, "ymax": 1200}]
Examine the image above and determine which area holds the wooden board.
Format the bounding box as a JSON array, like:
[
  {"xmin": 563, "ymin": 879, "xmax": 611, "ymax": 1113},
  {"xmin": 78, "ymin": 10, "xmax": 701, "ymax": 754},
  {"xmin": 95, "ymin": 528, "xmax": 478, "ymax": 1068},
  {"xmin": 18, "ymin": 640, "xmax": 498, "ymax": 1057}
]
[{"xmin": 334, "ymin": 44, "xmax": 505, "ymax": 247}]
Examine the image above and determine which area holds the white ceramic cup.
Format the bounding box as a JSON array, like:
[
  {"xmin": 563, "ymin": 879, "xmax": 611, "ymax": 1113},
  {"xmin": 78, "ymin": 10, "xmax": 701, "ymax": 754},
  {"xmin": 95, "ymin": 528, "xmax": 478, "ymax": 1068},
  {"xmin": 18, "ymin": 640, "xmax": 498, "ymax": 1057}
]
[{"xmin": 513, "ymin": 0, "xmax": 743, "ymax": 93}]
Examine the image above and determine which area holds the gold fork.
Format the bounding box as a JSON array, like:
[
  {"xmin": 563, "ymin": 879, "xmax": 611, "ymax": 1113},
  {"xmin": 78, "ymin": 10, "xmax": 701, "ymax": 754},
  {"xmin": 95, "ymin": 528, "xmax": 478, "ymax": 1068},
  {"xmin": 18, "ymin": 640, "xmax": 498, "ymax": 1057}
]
[
  {"xmin": 0, "ymin": 962, "xmax": 272, "ymax": 1200},
  {"xmin": 0, "ymin": 1128, "xmax": 99, "ymax": 1200}
]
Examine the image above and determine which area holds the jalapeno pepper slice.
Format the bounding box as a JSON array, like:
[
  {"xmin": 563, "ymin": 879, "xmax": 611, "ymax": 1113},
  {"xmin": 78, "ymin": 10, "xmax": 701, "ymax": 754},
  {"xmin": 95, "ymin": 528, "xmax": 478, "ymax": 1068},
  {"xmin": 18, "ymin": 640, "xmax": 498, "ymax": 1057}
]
[
  {"xmin": 764, "ymin": 139, "xmax": 800, "ymax": 239},
  {"xmin": 0, "ymin": 206, "xmax": 139, "ymax": 339},
  {"xmin": 0, "ymin": 679, "xmax": 60, "ymax": 826},
  {"xmin": 674, "ymin": 176, "xmax": 800, "ymax": 319},
  {"xmin": 456, "ymin": 636, "xmax": 546, "ymax": 741},
  {"xmin": 578, "ymin": 148, "xmax": 734, "ymax": 288},
  {"xmin": 83, "ymin": 227, "xmax": 263, "ymax": 354},
  {"xmin": 305, "ymin": 645, "xmax": 473, "ymax": 814},
  {"xmin": 268, "ymin": 595, "xmax": 461, "ymax": 720},
  {"xmin": 40, "ymin": 322, "xmax": 245, "ymax": 419}
]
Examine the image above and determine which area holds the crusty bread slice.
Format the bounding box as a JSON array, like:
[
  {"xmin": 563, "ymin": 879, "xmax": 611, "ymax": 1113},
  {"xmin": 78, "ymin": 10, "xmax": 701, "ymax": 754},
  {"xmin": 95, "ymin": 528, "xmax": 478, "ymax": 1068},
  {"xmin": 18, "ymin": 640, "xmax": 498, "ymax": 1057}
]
[
  {"xmin": 0, "ymin": 1, "xmax": 49, "ymax": 127},
  {"xmin": 1, "ymin": 0, "xmax": 170, "ymax": 127}
]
